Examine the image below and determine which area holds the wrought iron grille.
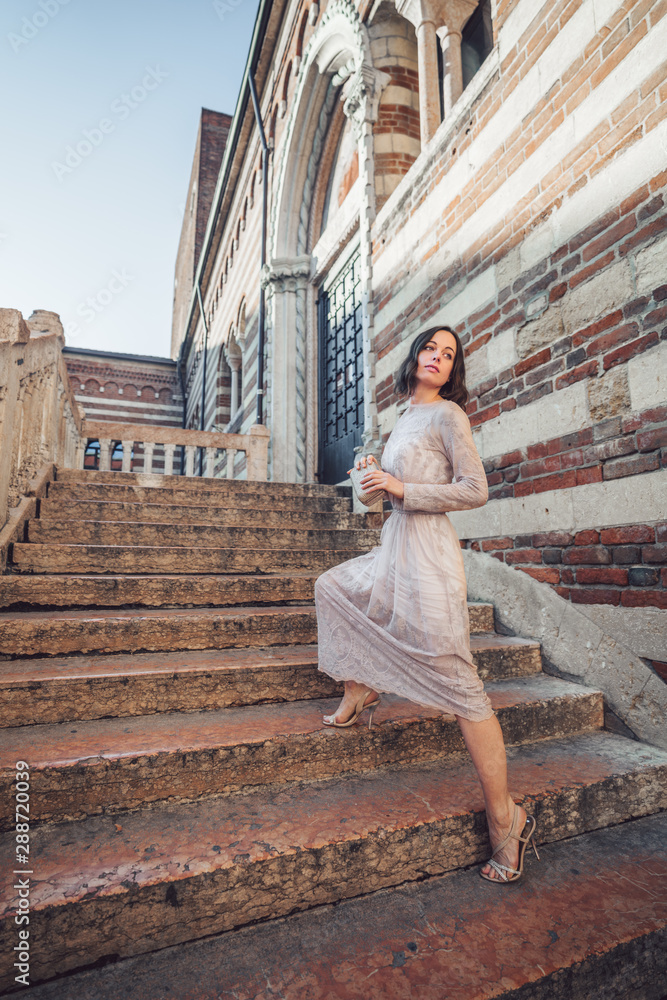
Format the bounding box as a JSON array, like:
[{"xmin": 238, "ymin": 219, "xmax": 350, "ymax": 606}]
[{"xmin": 317, "ymin": 250, "xmax": 364, "ymax": 484}]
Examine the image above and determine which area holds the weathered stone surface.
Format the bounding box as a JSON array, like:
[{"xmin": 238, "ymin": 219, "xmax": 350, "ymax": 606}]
[
  {"xmin": 11, "ymin": 542, "xmax": 370, "ymax": 575},
  {"xmin": 0, "ymin": 605, "xmax": 319, "ymax": 657},
  {"xmin": 47, "ymin": 479, "xmax": 354, "ymax": 512},
  {"xmin": 0, "ymin": 734, "xmax": 664, "ymax": 990},
  {"xmin": 0, "ymin": 676, "xmax": 603, "ymax": 830},
  {"xmin": 55, "ymin": 469, "xmax": 352, "ymax": 497},
  {"xmin": 560, "ymin": 260, "xmax": 633, "ymax": 337},
  {"xmin": 516, "ymin": 306, "xmax": 564, "ymax": 359},
  {"xmin": 462, "ymin": 549, "xmax": 667, "ymax": 750},
  {"xmin": 587, "ymin": 366, "xmax": 630, "ymax": 422},
  {"xmin": 39, "ymin": 498, "xmax": 372, "ymax": 530},
  {"xmin": 27, "ymin": 519, "xmax": 383, "ymax": 550},
  {"xmin": 0, "ymin": 635, "xmax": 539, "ymax": 727},
  {"xmin": 0, "ymin": 572, "xmax": 320, "ymax": 610}
]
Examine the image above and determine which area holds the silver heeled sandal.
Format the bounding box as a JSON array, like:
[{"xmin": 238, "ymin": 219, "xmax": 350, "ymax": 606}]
[
  {"xmin": 322, "ymin": 690, "xmax": 381, "ymax": 729},
  {"xmin": 480, "ymin": 803, "xmax": 540, "ymax": 883}
]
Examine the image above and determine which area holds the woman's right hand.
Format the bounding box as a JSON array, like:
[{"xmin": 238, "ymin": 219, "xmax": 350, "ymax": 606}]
[{"xmin": 347, "ymin": 455, "xmax": 377, "ymax": 475}]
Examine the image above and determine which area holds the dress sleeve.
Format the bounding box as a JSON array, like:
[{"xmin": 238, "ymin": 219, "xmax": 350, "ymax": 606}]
[{"xmin": 402, "ymin": 405, "xmax": 489, "ymax": 513}]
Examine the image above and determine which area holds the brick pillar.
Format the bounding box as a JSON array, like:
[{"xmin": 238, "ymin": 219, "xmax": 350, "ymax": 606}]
[{"xmin": 369, "ymin": 8, "xmax": 421, "ymax": 208}]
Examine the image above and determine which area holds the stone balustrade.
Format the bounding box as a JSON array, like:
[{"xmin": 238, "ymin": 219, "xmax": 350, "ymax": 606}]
[
  {"xmin": 0, "ymin": 307, "xmax": 271, "ymax": 549},
  {"xmin": 82, "ymin": 420, "xmax": 270, "ymax": 481},
  {"xmin": 0, "ymin": 308, "xmax": 84, "ymax": 531}
]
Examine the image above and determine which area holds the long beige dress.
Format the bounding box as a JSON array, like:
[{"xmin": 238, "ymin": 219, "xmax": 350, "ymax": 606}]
[{"xmin": 315, "ymin": 398, "xmax": 494, "ymax": 722}]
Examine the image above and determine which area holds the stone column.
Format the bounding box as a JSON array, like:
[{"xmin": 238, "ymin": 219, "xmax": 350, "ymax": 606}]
[
  {"xmin": 437, "ymin": 25, "xmax": 463, "ymax": 117},
  {"xmin": 416, "ymin": 16, "xmax": 441, "ymax": 144},
  {"xmin": 342, "ymin": 65, "xmax": 391, "ymax": 459},
  {"xmin": 227, "ymin": 352, "xmax": 241, "ymax": 416},
  {"xmin": 262, "ymin": 256, "xmax": 311, "ymax": 482}
]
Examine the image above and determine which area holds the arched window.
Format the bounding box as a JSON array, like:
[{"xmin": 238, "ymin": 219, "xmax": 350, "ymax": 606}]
[
  {"xmin": 296, "ymin": 8, "xmax": 309, "ymax": 61},
  {"xmin": 237, "ymin": 300, "xmax": 247, "ymax": 343},
  {"xmin": 84, "ymin": 439, "xmax": 100, "ymax": 470}
]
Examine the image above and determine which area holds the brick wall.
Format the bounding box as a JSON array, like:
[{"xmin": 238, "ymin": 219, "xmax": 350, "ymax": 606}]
[
  {"xmin": 64, "ymin": 348, "xmax": 183, "ymax": 472},
  {"xmin": 371, "ymin": 0, "xmax": 666, "ymax": 615}
]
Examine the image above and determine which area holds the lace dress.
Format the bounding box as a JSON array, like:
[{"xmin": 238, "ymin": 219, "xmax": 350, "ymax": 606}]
[{"xmin": 315, "ymin": 399, "xmax": 494, "ymax": 722}]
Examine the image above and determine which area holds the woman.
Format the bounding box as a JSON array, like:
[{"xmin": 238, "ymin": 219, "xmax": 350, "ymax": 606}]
[{"xmin": 314, "ymin": 325, "xmax": 539, "ymax": 884}]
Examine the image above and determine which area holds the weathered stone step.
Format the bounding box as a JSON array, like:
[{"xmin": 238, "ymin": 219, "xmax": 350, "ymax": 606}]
[
  {"xmin": 0, "ymin": 634, "xmax": 539, "ymax": 726},
  {"xmin": 0, "ymin": 569, "xmax": 495, "ymax": 626},
  {"xmin": 1, "ymin": 733, "xmax": 664, "ymax": 991},
  {"xmin": 11, "ymin": 542, "xmax": 369, "ymax": 575},
  {"xmin": 0, "ymin": 602, "xmax": 503, "ymax": 658},
  {"xmin": 55, "ymin": 468, "xmax": 352, "ymax": 498},
  {"xmin": 48, "ymin": 479, "xmax": 354, "ymax": 511},
  {"xmin": 27, "ymin": 519, "xmax": 382, "ymax": 550},
  {"xmin": 39, "ymin": 498, "xmax": 373, "ymax": 530},
  {"xmin": 0, "ymin": 572, "xmax": 321, "ymax": 610},
  {"xmin": 0, "ymin": 676, "xmax": 603, "ymax": 829},
  {"xmin": 0, "ymin": 604, "xmax": 318, "ymax": 658}
]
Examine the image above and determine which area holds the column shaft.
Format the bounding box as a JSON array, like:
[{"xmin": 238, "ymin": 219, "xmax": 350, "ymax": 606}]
[{"xmin": 416, "ymin": 18, "xmax": 441, "ymax": 145}]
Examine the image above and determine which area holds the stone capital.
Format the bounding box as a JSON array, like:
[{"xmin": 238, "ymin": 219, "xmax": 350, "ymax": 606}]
[
  {"xmin": 261, "ymin": 255, "xmax": 312, "ymax": 293},
  {"xmin": 341, "ymin": 65, "xmax": 391, "ymax": 139},
  {"xmin": 395, "ymin": 0, "xmax": 477, "ymax": 32}
]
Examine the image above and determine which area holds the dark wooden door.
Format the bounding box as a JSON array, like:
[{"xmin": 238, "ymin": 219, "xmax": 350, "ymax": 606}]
[{"xmin": 317, "ymin": 250, "xmax": 364, "ymax": 484}]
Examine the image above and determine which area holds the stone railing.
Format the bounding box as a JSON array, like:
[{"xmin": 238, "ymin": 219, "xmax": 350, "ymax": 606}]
[
  {"xmin": 82, "ymin": 420, "xmax": 270, "ymax": 480},
  {"xmin": 0, "ymin": 307, "xmax": 271, "ymax": 565},
  {"xmin": 0, "ymin": 309, "xmax": 84, "ymax": 532}
]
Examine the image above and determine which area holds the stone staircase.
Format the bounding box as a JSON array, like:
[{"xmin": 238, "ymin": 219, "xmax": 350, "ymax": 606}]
[{"xmin": 0, "ymin": 469, "xmax": 665, "ymax": 998}]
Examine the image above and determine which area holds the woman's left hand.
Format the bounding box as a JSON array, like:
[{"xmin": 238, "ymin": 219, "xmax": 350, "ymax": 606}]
[{"xmin": 360, "ymin": 466, "xmax": 404, "ymax": 499}]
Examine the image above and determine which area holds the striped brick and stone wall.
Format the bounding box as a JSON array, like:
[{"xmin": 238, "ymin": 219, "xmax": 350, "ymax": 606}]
[
  {"xmin": 370, "ymin": 0, "xmax": 666, "ymax": 658},
  {"xmin": 62, "ymin": 345, "xmax": 183, "ymax": 471}
]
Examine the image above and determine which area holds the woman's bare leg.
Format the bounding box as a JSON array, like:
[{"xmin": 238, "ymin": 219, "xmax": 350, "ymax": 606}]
[
  {"xmin": 327, "ymin": 680, "xmax": 380, "ymax": 724},
  {"xmin": 456, "ymin": 714, "xmax": 526, "ymax": 880}
]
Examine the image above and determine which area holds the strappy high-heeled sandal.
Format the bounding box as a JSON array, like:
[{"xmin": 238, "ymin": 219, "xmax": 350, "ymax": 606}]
[
  {"xmin": 322, "ymin": 690, "xmax": 381, "ymax": 730},
  {"xmin": 480, "ymin": 802, "xmax": 540, "ymax": 883}
]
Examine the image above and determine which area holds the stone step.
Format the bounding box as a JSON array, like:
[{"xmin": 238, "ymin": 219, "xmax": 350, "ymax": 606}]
[
  {"xmin": 39, "ymin": 497, "xmax": 374, "ymax": 530},
  {"xmin": 0, "ymin": 676, "xmax": 604, "ymax": 829},
  {"xmin": 27, "ymin": 518, "xmax": 383, "ymax": 550},
  {"xmin": 0, "ymin": 602, "xmax": 501, "ymax": 658},
  {"xmin": 55, "ymin": 469, "xmax": 352, "ymax": 498},
  {"xmin": 0, "ymin": 604, "xmax": 319, "ymax": 658},
  {"xmin": 11, "ymin": 542, "xmax": 370, "ymax": 575},
  {"xmin": 0, "ymin": 634, "xmax": 539, "ymax": 726},
  {"xmin": 47, "ymin": 479, "xmax": 352, "ymax": 513},
  {"xmin": 48, "ymin": 479, "xmax": 354, "ymax": 511},
  {"xmin": 0, "ymin": 572, "xmax": 321, "ymax": 610},
  {"xmin": 1, "ymin": 733, "xmax": 665, "ymax": 991},
  {"xmin": 0, "ymin": 568, "xmax": 496, "ymax": 626}
]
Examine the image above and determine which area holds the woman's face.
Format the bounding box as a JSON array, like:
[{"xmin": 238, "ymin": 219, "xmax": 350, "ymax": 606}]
[{"xmin": 415, "ymin": 329, "xmax": 457, "ymax": 391}]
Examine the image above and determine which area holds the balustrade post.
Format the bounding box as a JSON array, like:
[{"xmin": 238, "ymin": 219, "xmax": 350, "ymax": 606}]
[
  {"xmin": 185, "ymin": 445, "xmax": 196, "ymax": 477},
  {"xmin": 246, "ymin": 424, "xmax": 270, "ymax": 481},
  {"xmin": 143, "ymin": 442, "xmax": 155, "ymax": 474},
  {"xmin": 205, "ymin": 447, "xmax": 216, "ymax": 478},
  {"xmin": 99, "ymin": 438, "xmax": 112, "ymax": 472},
  {"xmin": 225, "ymin": 448, "xmax": 236, "ymax": 479},
  {"xmin": 121, "ymin": 439, "xmax": 133, "ymax": 473},
  {"xmin": 163, "ymin": 443, "xmax": 175, "ymax": 476}
]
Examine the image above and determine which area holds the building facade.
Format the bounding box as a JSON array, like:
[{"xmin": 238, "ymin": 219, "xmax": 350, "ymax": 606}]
[{"xmin": 170, "ymin": 0, "xmax": 666, "ymax": 638}]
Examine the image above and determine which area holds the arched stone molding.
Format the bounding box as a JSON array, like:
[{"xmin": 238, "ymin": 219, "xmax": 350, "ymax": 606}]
[{"xmin": 267, "ymin": 0, "xmax": 389, "ymax": 483}]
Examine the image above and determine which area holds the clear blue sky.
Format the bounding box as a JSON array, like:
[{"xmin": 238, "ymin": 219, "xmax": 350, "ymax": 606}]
[{"xmin": 0, "ymin": 0, "xmax": 258, "ymax": 357}]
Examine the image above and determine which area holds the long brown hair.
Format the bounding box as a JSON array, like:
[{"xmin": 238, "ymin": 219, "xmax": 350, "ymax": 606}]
[{"xmin": 394, "ymin": 325, "xmax": 468, "ymax": 411}]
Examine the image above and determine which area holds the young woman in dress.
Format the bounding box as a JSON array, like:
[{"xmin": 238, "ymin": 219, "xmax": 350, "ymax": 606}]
[{"xmin": 314, "ymin": 325, "xmax": 539, "ymax": 884}]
